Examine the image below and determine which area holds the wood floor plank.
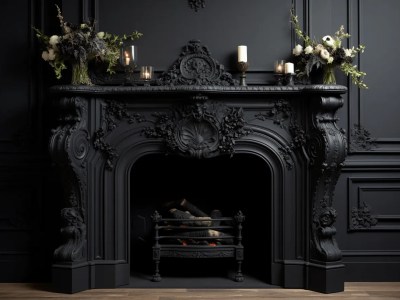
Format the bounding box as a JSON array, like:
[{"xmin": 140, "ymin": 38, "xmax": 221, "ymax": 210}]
[{"xmin": 0, "ymin": 283, "xmax": 399, "ymax": 299}]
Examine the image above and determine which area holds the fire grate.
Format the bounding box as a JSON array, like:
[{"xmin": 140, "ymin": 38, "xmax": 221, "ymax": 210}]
[{"xmin": 151, "ymin": 200, "xmax": 245, "ymax": 282}]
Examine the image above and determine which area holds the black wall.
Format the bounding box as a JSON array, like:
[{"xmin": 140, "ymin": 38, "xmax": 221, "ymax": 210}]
[{"xmin": 0, "ymin": 0, "xmax": 399, "ymax": 282}]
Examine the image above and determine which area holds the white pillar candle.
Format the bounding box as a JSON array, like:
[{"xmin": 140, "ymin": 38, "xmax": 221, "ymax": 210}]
[
  {"xmin": 238, "ymin": 45, "xmax": 247, "ymax": 62},
  {"xmin": 284, "ymin": 62, "xmax": 294, "ymax": 74}
]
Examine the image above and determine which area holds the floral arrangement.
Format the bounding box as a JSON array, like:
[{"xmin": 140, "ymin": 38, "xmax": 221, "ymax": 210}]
[
  {"xmin": 290, "ymin": 10, "xmax": 367, "ymax": 88},
  {"xmin": 33, "ymin": 5, "xmax": 142, "ymax": 85}
]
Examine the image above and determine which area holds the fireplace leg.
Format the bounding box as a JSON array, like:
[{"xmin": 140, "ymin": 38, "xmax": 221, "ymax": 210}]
[
  {"xmin": 235, "ymin": 260, "xmax": 244, "ymax": 282},
  {"xmin": 152, "ymin": 260, "xmax": 161, "ymax": 282}
]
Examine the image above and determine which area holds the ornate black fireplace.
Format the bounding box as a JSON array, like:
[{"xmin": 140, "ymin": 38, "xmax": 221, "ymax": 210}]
[{"xmin": 49, "ymin": 40, "xmax": 347, "ymax": 294}]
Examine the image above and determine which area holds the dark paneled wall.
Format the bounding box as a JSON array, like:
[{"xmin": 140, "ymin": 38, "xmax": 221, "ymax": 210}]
[{"xmin": 0, "ymin": 0, "xmax": 399, "ymax": 282}]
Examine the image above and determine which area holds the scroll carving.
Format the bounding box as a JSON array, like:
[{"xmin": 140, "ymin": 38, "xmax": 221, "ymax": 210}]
[
  {"xmin": 49, "ymin": 97, "xmax": 90, "ymax": 262},
  {"xmin": 309, "ymin": 96, "xmax": 347, "ymax": 262}
]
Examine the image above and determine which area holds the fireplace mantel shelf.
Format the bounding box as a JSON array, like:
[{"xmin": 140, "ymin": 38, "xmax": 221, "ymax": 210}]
[
  {"xmin": 49, "ymin": 83, "xmax": 348, "ymax": 294},
  {"xmin": 50, "ymin": 84, "xmax": 347, "ymax": 96}
]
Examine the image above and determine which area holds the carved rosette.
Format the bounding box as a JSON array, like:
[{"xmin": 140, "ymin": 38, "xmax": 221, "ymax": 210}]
[
  {"xmin": 49, "ymin": 97, "xmax": 90, "ymax": 262},
  {"xmin": 309, "ymin": 96, "xmax": 347, "ymax": 262},
  {"xmin": 144, "ymin": 101, "xmax": 250, "ymax": 158},
  {"xmin": 158, "ymin": 40, "xmax": 237, "ymax": 86}
]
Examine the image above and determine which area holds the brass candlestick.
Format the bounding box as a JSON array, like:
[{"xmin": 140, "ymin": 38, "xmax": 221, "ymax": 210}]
[{"xmin": 237, "ymin": 62, "xmax": 248, "ymax": 86}]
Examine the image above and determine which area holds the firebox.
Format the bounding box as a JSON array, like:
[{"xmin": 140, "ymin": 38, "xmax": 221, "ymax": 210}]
[
  {"xmin": 130, "ymin": 154, "xmax": 270, "ymax": 284},
  {"xmin": 49, "ymin": 41, "xmax": 347, "ymax": 294}
]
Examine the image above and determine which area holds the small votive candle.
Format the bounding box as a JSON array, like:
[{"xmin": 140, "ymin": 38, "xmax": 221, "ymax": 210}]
[
  {"xmin": 274, "ymin": 60, "xmax": 285, "ymax": 73},
  {"xmin": 284, "ymin": 62, "xmax": 295, "ymax": 74},
  {"xmin": 140, "ymin": 66, "xmax": 153, "ymax": 80}
]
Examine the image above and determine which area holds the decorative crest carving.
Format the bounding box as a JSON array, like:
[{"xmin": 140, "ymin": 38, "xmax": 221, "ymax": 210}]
[
  {"xmin": 189, "ymin": 0, "xmax": 205, "ymax": 11},
  {"xmin": 158, "ymin": 40, "xmax": 237, "ymax": 86},
  {"xmin": 144, "ymin": 101, "xmax": 250, "ymax": 158}
]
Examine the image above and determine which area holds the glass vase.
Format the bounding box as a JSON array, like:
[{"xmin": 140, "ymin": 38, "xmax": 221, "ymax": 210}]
[
  {"xmin": 71, "ymin": 61, "xmax": 92, "ymax": 85},
  {"xmin": 323, "ymin": 64, "xmax": 336, "ymax": 85}
]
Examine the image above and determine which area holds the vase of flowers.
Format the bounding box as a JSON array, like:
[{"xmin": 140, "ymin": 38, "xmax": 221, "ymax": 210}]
[
  {"xmin": 71, "ymin": 61, "xmax": 91, "ymax": 85},
  {"xmin": 34, "ymin": 5, "xmax": 142, "ymax": 85},
  {"xmin": 290, "ymin": 10, "xmax": 367, "ymax": 88}
]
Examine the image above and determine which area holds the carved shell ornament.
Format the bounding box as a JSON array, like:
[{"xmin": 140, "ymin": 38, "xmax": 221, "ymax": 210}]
[{"xmin": 175, "ymin": 117, "xmax": 219, "ymax": 158}]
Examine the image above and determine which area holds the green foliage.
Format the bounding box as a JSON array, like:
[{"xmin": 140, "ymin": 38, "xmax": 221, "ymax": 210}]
[
  {"xmin": 33, "ymin": 5, "xmax": 142, "ymax": 80},
  {"xmin": 290, "ymin": 8, "xmax": 367, "ymax": 89}
]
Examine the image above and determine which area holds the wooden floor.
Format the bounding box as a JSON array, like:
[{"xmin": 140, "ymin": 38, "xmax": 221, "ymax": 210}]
[{"xmin": 0, "ymin": 283, "xmax": 399, "ymax": 299}]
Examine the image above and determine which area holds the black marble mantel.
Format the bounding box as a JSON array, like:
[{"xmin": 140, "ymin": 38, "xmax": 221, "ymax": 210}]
[{"xmin": 49, "ymin": 84, "xmax": 347, "ymax": 293}]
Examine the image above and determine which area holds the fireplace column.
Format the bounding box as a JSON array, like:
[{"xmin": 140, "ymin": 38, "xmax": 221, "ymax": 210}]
[{"xmin": 307, "ymin": 90, "xmax": 347, "ymax": 293}]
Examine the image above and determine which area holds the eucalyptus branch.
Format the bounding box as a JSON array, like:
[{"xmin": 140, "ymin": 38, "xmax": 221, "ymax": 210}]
[
  {"xmin": 340, "ymin": 63, "xmax": 368, "ymax": 89},
  {"xmin": 290, "ymin": 8, "xmax": 311, "ymax": 46}
]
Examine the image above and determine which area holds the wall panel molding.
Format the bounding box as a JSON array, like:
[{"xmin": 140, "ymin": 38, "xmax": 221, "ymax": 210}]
[
  {"xmin": 348, "ymin": 177, "xmax": 400, "ymax": 231},
  {"xmin": 342, "ymin": 250, "xmax": 400, "ymax": 257},
  {"xmin": 348, "ymin": 0, "xmax": 400, "ymax": 154}
]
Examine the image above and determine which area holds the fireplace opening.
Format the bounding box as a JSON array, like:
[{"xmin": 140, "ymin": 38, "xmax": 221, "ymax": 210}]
[{"xmin": 130, "ymin": 153, "xmax": 272, "ymax": 287}]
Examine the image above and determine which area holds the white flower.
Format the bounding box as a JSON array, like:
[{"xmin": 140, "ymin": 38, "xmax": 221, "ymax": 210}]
[
  {"xmin": 344, "ymin": 48, "xmax": 353, "ymax": 57},
  {"xmin": 97, "ymin": 31, "xmax": 105, "ymax": 39},
  {"xmin": 48, "ymin": 48, "xmax": 56, "ymax": 61},
  {"xmin": 327, "ymin": 57, "xmax": 334, "ymax": 64},
  {"xmin": 292, "ymin": 44, "xmax": 303, "ymax": 56},
  {"xmin": 41, "ymin": 50, "xmax": 49, "ymax": 61},
  {"xmin": 322, "ymin": 35, "xmax": 335, "ymax": 48},
  {"xmin": 49, "ymin": 35, "xmax": 59, "ymax": 46},
  {"xmin": 304, "ymin": 45, "xmax": 313, "ymax": 55},
  {"xmin": 320, "ymin": 49, "xmax": 331, "ymax": 61},
  {"xmin": 314, "ymin": 44, "xmax": 325, "ymax": 54}
]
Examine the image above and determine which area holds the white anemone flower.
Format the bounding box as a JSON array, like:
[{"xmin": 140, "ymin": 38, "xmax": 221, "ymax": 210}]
[
  {"xmin": 304, "ymin": 45, "xmax": 313, "ymax": 55},
  {"xmin": 49, "ymin": 35, "xmax": 59, "ymax": 46},
  {"xmin": 344, "ymin": 48, "xmax": 353, "ymax": 57},
  {"xmin": 292, "ymin": 44, "xmax": 303, "ymax": 56},
  {"xmin": 97, "ymin": 31, "xmax": 105, "ymax": 39},
  {"xmin": 41, "ymin": 51, "xmax": 49, "ymax": 61},
  {"xmin": 314, "ymin": 44, "xmax": 325, "ymax": 54},
  {"xmin": 320, "ymin": 49, "xmax": 331, "ymax": 61},
  {"xmin": 47, "ymin": 48, "xmax": 56, "ymax": 61},
  {"xmin": 322, "ymin": 35, "xmax": 335, "ymax": 48}
]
